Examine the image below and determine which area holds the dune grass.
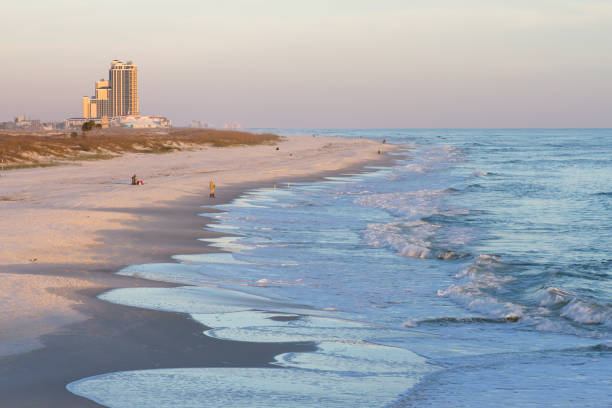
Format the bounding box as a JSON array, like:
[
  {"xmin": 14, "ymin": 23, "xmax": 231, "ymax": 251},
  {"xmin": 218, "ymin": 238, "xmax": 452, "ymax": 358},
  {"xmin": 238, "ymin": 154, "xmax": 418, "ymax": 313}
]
[{"xmin": 0, "ymin": 128, "xmax": 279, "ymax": 170}]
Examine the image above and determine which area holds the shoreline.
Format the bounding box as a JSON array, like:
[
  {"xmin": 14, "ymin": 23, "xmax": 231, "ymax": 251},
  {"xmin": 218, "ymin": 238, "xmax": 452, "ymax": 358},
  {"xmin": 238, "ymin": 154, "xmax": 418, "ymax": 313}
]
[{"xmin": 0, "ymin": 135, "xmax": 399, "ymax": 406}]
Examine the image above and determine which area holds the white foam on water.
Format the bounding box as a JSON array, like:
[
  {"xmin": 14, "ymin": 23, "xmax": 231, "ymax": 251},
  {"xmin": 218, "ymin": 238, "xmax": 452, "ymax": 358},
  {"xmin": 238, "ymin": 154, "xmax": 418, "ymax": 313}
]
[
  {"xmin": 78, "ymin": 287, "xmax": 435, "ymax": 407},
  {"xmin": 334, "ymin": 190, "xmax": 373, "ymax": 196},
  {"xmin": 100, "ymin": 286, "xmax": 275, "ymax": 315},
  {"xmin": 192, "ymin": 311, "xmax": 434, "ymax": 377},
  {"xmin": 354, "ymin": 190, "xmax": 445, "ymax": 220},
  {"xmin": 117, "ymin": 263, "xmax": 202, "ymax": 283},
  {"xmin": 537, "ymin": 287, "xmax": 574, "ymax": 307},
  {"xmin": 193, "ymin": 310, "xmax": 300, "ymax": 329},
  {"xmin": 117, "ymin": 262, "xmax": 257, "ymax": 288},
  {"xmin": 174, "ymin": 249, "xmax": 300, "ymax": 269},
  {"xmin": 362, "ymin": 222, "xmax": 434, "ymax": 259},
  {"xmin": 274, "ymin": 341, "xmax": 431, "ymax": 375},
  {"xmin": 454, "ymin": 268, "xmax": 515, "ymax": 289},
  {"xmin": 403, "ymin": 163, "xmax": 432, "ymax": 173},
  {"xmin": 362, "ymin": 221, "xmax": 470, "ymax": 260},
  {"xmin": 227, "ymin": 197, "xmax": 269, "ymax": 208},
  {"xmin": 204, "ymin": 222, "xmax": 240, "ymax": 230},
  {"xmin": 560, "ymin": 298, "xmax": 611, "ymax": 326},
  {"xmin": 400, "ymin": 145, "xmax": 464, "ymax": 166},
  {"xmin": 192, "ymin": 309, "xmax": 432, "ymax": 350},
  {"xmin": 205, "ymin": 324, "xmax": 418, "ymax": 344},
  {"xmin": 173, "ymin": 252, "xmax": 251, "ymax": 265},
  {"xmin": 194, "ymin": 310, "xmax": 371, "ymax": 331},
  {"xmin": 67, "ymin": 367, "xmax": 415, "ymax": 408},
  {"xmin": 533, "ymin": 287, "xmax": 612, "ymax": 330},
  {"xmin": 101, "ymin": 286, "xmax": 346, "ymax": 320},
  {"xmin": 534, "ymin": 288, "xmax": 611, "ymax": 327},
  {"xmin": 476, "ymin": 254, "xmax": 501, "ymax": 262},
  {"xmin": 436, "ymin": 255, "xmax": 524, "ymax": 320},
  {"xmin": 399, "ymin": 246, "xmax": 431, "ymax": 259},
  {"xmin": 253, "ymin": 278, "xmax": 292, "ymax": 285},
  {"xmin": 197, "ymin": 236, "xmax": 254, "ymax": 253},
  {"xmin": 436, "ymin": 285, "xmax": 523, "ymax": 321}
]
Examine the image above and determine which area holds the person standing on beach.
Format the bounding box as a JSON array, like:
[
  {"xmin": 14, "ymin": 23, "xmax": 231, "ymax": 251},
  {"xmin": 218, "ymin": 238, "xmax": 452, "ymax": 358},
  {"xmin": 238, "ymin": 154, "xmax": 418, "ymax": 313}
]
[{"xmin": 209, "ymin": 180, "xmax": 215, "ymax": 198}]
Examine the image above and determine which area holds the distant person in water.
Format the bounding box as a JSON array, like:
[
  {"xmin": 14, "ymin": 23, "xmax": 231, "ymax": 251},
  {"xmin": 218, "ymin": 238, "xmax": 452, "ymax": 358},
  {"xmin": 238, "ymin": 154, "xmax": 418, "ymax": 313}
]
[{"xmin": 209, "ymin": 180, "xmax": 215, "ymax": 198}]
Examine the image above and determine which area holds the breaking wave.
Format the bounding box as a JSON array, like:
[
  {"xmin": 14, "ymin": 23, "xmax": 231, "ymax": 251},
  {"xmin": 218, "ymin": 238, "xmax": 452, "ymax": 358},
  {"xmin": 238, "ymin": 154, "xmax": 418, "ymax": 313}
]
[
  {"xmin": 362, "ymin": 221, "xmax": 470, "ymax": 260},
  {"xmin": 437, "ymin": 255, "xmax": 524, "ymax": 320}
]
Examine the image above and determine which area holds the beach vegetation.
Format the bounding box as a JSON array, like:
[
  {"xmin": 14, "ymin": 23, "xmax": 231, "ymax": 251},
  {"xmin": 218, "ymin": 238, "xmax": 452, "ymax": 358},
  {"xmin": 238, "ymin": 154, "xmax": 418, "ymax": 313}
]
[
  {"xmin": 0, "ymin": 128, "xmax": 279, "ymax": 170},
  {"xmin": 82, "ymin": 120, "xmax": 97, "ymax": 132}
]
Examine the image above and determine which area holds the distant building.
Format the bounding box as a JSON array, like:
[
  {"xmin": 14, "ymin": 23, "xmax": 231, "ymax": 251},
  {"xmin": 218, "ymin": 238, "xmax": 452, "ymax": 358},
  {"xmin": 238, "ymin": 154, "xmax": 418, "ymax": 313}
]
[
  {"xmin": 223, "ymin": 121, "xmax": 242, "ymax": 130},
  {"xmin": 110, "ymin": 60, "xmax": 138, "ymax": 117},
  {"xmin": 119, "ymin": 115, "xmax": 171, "ymax": 128},
  {"xmin": 66, "ymin": 116, "xmax": 115, "ymax": 129},
  {"xmin": 189, "ymin": 120, "xmax": 211, "ymax": 129},
  {"xmin": 65, "ymin": 117, "xmax": 97, "ymax": 129},
  {"xmin": 75, "ymin": 60, "xmax": 170, "ymax": 129},
  {"xmin": 3, "ymin": 116, "xmax": 55, "ymax": 130},
  {"xmin": 82, "ymin": 60, "xmax": 138, "ymax": 119},
  {"xmin": 13, "ymin": 116, "xmax": 39, "ymax": 129},
  {"xmin": 15, "ymin": 116, "xmax": 30, "ymax": 128}
]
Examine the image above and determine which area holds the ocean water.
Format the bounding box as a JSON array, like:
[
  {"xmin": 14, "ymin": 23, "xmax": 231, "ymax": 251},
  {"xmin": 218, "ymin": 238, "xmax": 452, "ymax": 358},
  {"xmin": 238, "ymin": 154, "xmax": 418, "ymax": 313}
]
[{"xmin": 68, "ymin": 129, "xmax": 611, "ymax": 407}]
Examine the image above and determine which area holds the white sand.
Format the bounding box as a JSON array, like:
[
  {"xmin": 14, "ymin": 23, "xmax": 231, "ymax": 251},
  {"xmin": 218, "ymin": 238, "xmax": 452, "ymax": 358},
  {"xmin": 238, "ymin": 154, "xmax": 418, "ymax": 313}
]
[{"xmin": 0, "ymin": 134, "xmax": 387, "ymax": 355}]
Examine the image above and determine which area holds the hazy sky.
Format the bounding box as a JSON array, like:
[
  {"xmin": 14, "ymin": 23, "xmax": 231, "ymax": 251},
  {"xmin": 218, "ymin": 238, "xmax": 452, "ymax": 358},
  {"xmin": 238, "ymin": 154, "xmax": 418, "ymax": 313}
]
[{"xmin": 1, "ymin": 0, "xmax": 611, "ymax": 127}]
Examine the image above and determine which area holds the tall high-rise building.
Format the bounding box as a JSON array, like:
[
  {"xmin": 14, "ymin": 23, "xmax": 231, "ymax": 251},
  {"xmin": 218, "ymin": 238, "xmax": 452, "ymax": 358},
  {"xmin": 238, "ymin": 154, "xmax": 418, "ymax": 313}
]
[
  {"xmin": 109, "ymin": 60, "xmax": 138, "ymax": 117},
  {"xmin": 82, "ymin": 60, "xmax": 138, "ymax": 119}
]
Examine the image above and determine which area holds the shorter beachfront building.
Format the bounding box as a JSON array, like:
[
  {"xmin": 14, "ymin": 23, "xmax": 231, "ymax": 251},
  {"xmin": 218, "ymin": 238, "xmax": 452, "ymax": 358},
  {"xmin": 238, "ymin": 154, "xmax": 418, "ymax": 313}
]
[
  {"xmin": 65, "ymin": 117, "xmax": 99, "ymax": 129},
  {"xmin": 119, "ymin": 115, "xmax": 171, "ymax": 128},
  {"xmin": 65, "ymin": 115, "xmax": 171, "ymax": 129}
]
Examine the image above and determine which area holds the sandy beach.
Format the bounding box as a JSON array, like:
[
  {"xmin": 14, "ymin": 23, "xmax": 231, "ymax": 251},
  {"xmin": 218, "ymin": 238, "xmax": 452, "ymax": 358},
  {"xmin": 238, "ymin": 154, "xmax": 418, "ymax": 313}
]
[{"xmin": 0, "ymin": 134, "xmax": 393, "ymax": 406}]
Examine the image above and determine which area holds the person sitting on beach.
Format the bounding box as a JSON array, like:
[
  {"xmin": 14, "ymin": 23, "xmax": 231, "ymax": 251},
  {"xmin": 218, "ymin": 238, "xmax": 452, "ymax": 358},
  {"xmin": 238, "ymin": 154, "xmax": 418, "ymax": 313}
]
[{"xmin": 131, "ymin": 174, "xmax": 144, "ymax": 185}]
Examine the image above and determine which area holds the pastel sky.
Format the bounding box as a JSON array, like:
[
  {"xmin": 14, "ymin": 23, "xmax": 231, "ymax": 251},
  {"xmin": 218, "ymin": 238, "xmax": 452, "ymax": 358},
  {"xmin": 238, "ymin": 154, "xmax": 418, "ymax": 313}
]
[{"xmin": 1, "ymin": 0, "xmax": 611, "ymax": 127}]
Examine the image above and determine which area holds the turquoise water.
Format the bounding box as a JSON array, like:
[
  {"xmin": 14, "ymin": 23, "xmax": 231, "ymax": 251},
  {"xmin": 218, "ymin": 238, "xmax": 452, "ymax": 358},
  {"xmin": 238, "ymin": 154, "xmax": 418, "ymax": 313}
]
[{"xmin": 69, "ymin": 129, "xmax": 611, "ymax": 407}]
